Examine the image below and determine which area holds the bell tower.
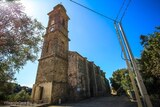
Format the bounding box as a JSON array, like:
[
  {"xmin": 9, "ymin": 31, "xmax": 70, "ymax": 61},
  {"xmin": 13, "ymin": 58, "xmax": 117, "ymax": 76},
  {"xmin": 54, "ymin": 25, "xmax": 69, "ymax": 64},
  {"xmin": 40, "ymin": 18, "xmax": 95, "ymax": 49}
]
[{"xmin": 31, "ymin": 4, "xmax": 70, "ymax": 104}]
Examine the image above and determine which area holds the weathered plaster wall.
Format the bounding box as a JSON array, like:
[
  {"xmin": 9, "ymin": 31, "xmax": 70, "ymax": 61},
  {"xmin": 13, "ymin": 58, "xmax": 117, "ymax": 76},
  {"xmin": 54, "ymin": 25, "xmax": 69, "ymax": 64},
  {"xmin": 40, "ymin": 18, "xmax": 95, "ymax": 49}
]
[{"xmin": 32, "ymin": 82, "xmax": 52, "ymax": 103}]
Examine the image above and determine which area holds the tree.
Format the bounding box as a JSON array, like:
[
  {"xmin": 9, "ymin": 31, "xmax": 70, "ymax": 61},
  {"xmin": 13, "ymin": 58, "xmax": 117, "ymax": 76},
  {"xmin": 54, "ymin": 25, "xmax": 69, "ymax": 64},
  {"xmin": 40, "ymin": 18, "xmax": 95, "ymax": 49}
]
[
  {"xmin": 0, "ymin": 1, "xmax": 44, "ymax": 73},
  {"xmin": 0, "ymin": 82, "xmax": 14, "ymax": 100},
  {"xmin": 139, "ymin": 27, "xmax": 160, "ymax": 99},
  {"xmin": 0, "ymin": 1, "xmax": 44, "ymax": 99},
  {"xmin": 140, "ymin": 27, "xmax": 160, "ymax": 77},
  {"xmin": 110, "ymin": 69, "xmax": 132, "ymax": 95},
  {"xmin": 8, "ymin": 89, "xmax": 30, "ymax": 102}
]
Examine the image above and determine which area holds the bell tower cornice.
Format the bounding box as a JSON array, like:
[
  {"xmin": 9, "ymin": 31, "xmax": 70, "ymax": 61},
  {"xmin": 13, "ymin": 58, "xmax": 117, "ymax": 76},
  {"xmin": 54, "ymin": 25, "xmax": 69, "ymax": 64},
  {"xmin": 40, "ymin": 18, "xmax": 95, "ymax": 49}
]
[
  {"xmin": 45, "ymin": 4, "xmax": 70, "ymax": 37},
  {"xmin": 48, "ymin": 4, "xmax": 69, "ymax": 19},
  {"xmin": 40, "ymin": 4, "xmax": 70, "ymax": 59}
]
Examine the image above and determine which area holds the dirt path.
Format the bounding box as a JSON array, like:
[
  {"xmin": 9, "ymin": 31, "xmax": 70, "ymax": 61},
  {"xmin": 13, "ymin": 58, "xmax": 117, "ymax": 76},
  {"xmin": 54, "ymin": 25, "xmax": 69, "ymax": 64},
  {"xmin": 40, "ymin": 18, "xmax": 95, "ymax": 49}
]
[{"xmin": 49, "ymin": 95, "xmax": 137, "ymax": 107}]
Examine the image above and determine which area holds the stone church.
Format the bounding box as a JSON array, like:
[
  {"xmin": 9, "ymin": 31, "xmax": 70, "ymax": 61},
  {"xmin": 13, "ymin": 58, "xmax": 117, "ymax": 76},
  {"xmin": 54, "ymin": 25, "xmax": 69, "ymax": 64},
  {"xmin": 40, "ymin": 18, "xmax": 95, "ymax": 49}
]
[{"xmin": 31, "ymin": 4, "xmax": 110, "ymax": 104}]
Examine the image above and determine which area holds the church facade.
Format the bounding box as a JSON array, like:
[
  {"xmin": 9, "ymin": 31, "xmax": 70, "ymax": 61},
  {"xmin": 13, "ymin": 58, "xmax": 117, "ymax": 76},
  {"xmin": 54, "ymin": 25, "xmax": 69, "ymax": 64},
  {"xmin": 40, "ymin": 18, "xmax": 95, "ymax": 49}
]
[{"xmin": 31, "ymin": 4, "xmax": 110, "ymax": 104}]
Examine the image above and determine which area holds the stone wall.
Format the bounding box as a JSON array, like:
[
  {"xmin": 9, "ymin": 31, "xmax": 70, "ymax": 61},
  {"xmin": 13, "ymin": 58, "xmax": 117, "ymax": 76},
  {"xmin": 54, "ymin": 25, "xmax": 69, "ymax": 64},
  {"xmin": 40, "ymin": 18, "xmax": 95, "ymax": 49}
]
[
  {"xmin": 88, "ymin": 62, "xmax": 98, "ymax": 97},
  {"xmin": 33, "ymin": 50, "xmax": 110, "ymax": 103},
  {"xmin": 68, "ymin": 51, "xmax": 110, "ymax": 101},
  {"xmin": 67, "ymin": 51, "xmax": 78, "ymax": 100},
  {"xmin": 32, "ymin": 4, "xmax": 110, "ymax": 104},
  {"xmin": 68, "ymin": 51, "xmax": 89, "ymax": 100}
]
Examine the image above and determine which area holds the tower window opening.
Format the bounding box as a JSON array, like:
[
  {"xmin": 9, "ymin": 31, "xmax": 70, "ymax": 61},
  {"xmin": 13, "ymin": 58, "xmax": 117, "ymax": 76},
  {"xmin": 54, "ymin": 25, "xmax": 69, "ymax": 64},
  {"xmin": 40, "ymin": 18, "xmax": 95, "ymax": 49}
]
[{"xmin": 62, "ymin": 18, "xmax": 65, "ymax": 27}]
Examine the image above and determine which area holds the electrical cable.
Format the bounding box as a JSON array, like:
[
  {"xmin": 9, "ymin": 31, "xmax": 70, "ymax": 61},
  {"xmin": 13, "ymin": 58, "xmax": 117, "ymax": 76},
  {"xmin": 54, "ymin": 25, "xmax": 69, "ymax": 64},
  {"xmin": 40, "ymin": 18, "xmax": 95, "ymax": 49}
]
[
  {"xmin": 120, "ymin": 0, "xmax": 132, "ymax": 22},
  {"xmin": 70, "ymin": 0, "xmax": 116, "ymax": 22},
  {"xmin": 121, "ymin": 50, "xmax": 130, "ymax": 61},
  {"xmin": 115, "ymin": 0, "xmax": 126, "ymax": 21},
  {"xmin": 70, "ymin": 0, "xmax": 132, "ymax": 61}
]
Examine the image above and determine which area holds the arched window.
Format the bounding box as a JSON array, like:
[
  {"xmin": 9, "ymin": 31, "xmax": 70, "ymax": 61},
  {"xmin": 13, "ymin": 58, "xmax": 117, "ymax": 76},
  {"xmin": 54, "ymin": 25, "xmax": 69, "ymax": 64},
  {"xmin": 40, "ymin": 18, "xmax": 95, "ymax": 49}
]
[
  {"xmin": 61, "ymin": 17, "xmax": 65, "ymax": 27},
  {"xmin": 62, "ymin": 19, "xmax": 65, "ymax": 27}
]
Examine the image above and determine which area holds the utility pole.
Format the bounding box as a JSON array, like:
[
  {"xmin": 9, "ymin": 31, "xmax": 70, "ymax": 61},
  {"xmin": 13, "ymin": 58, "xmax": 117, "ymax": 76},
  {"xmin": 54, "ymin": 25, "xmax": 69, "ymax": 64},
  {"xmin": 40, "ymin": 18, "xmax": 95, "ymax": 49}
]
[
  {"xmin": 69, "ymin": 1, "xmax": 153, "ymax": 106},
  {"xmin": 118, "ymin": 22, "xmax": 153, "ymax": 107},
  {"xmin": 114, "ymin": 22, "xmax": 143, "ymax": 107}
]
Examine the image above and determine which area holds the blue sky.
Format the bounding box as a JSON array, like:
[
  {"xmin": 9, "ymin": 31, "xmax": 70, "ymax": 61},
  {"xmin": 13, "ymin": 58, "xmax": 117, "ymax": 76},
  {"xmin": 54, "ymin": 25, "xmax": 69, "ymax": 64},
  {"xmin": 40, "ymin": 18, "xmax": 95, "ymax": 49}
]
[{"xmin": 15, "ymin": 0, "xmax": 160, "ymax": 87}]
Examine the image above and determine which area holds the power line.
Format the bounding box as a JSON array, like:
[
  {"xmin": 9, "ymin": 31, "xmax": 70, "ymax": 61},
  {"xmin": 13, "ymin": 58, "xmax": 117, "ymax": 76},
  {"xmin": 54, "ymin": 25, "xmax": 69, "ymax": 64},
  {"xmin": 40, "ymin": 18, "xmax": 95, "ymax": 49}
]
[
  {"xmin": 120, "ymin": 0, "xmax": 132, "ymax": 22},
  {"xmin": 115, "ymin": 0, "xmax": 126, "ymax": 21},
  {"xmin": 121, "ymin": 51, "xmax": 130, "ymax": 61},
  {"xmin": 70, "ymin": 0, "xmax": 115, "ymax": 22}
]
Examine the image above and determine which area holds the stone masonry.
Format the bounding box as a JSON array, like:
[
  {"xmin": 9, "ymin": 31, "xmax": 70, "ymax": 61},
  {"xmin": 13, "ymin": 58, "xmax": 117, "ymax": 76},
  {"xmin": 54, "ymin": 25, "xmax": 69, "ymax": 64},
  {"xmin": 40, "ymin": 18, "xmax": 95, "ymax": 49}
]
[{"xmin": 31, "ymin": 4, "xmax": 110, "ymax": 104}]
